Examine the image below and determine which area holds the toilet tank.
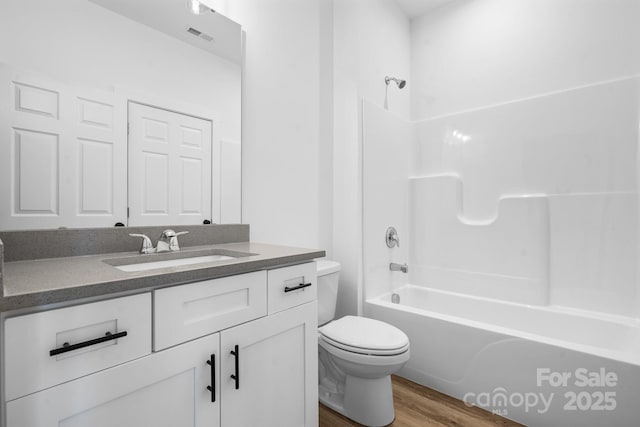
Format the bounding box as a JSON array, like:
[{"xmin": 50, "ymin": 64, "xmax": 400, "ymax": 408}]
[{"xmin": 316, "ymin": 260, "xmax": 341, "ymax": 326}]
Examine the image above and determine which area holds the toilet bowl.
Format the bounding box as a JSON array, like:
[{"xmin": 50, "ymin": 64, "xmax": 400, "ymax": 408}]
[{"xmin": 316, "ymin": 261, "xmax": 410, "ymax": 427}]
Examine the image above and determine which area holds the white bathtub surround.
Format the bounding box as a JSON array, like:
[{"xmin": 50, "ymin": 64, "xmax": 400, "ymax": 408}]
[
  {"xmin": 409, "ymin": 77, "xmax": 640, "ymax": 317},
  {"xmin": 363, "ymin": 74, "xmax": 640, "ymax": 318},
  {"xmin": 367, "ymin": 287, "xmax": 640, "ymax": 427}
]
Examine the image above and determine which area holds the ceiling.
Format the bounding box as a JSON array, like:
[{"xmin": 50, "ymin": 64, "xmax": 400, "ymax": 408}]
[{"xmin": 394, "ymin": 0, "xmax": 454, "ymax": 19}]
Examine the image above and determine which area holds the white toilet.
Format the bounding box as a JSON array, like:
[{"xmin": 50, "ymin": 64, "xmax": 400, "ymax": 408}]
[{"xmin": 316, "ymin": 260, "xmax": 410, "ymax": 427}]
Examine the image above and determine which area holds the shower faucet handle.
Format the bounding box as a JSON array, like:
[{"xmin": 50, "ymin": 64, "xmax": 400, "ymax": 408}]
[{"xmin": 386, "ymin": 227, "xmax": 400, "ymax": 248}]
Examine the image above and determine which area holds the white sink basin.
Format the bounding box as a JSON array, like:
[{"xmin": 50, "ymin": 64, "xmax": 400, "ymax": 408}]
[
  {"xmin": 114, "ymin": 254, "xmax": 236, "ymax": 272},
  {"xmin": 104, "ymin": 249, "xmax": 255, "ymax": 273}
]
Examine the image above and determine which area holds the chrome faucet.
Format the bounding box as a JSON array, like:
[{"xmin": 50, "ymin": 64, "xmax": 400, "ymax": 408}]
[
  {"xmin": 389, "ymin": 262, "xmax": 408, "ymax": 273},
  {"xmin": 129, "ymin": 234, "xmax": 155, "ymax": 254},
  {"xmin": 156, "ymin": 229, "xmax": 189, "ymax": 253}
]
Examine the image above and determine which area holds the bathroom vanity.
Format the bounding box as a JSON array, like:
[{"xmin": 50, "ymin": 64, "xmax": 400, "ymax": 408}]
[{"xmin": 0, "ymin": 226, "xmax": 323, "ymax": 427}]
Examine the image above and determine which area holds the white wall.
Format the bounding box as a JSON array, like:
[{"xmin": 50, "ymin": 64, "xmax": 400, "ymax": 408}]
[
  {"xmin": 220, "ymin": 0, "xmax": 324, "ymax": 248},
  {"xmin": 408, "ymin": 0, "xmax": 640, "ymax": 317},
  {"xmin": 222, "ymin": 0, "xmax": 411, "ymax": 319},
  {"xmin": 411, "ymin": 0, "xmax": 640, "ymax": 119},
  {"xmin": 333, "ymin": 0, "xmax": 411, "ymax": 317}
]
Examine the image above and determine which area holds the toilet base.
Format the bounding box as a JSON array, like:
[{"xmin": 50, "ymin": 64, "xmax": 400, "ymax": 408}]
[
  {"xmin": 348, "ymin": 374, "xmax": 395, "ymax": 426},
  {"xmin": 320, "ymin": 374, "xmax": 395, "ymax": 426},
  {"xmin": 319, "ymin": 347, "xmax": 396, "ymax": 427}
]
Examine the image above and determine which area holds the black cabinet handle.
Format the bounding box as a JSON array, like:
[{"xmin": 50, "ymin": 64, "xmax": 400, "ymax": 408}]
[
  {"xmin": 284, "ymin": 282, "xmax": 312, "ymax": 293},
  {"xmin": 230, "ymin": 345, "xmax": 239, "ymax": 390},
  {"xmin": 49, "ymin": 331, "xmax": 127, "ymax": 356},
  {"xmin": 206, "ymin": 354, "xmax": 216, "ymax": 402}
]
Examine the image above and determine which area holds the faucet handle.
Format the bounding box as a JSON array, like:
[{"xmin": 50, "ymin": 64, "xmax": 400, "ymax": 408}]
[
  {"xmin": 160, "ymin": 229, "xmax": 176, "ymax": 239},
  {"xmin": 129, "ymin": 234, "xmax": 155, "ymax": 254},
  {"xmin": 386, "ymin": 227, "xmax": 400, "ymax": 248},
  {"xmin": 169, "ymin": 231, "xmax": 189, "ymax": 251}
]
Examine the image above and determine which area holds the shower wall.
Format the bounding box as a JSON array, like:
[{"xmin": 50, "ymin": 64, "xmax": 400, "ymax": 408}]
[
  {"xmin": 364, "ymin": 0, "xmax": 640, "ymax": 318},
  {"xmin": 410, "ymin": 78, "xmax": 639, "ymax": 315},
  {"xmin": 362, "ymin": 103, "xmax": 412, "ymax": 300}
]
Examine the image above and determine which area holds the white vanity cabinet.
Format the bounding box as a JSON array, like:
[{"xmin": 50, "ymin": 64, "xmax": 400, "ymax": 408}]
[{"xmin": 2, "ymin": 262, "xmax": 318, "ymax": 427}]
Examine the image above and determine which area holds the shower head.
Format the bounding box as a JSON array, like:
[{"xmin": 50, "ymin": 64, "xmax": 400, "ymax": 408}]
[{"xmin": 385, "ymin": 76, "xmax": 406, "ymax": 89}]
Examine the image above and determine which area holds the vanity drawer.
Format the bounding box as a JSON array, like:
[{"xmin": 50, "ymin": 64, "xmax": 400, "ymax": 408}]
[
  {"xmin": 267, "ymin": 262, "xmax": 317, "ymax": 314},
  {"xmin": 154, "ymin": 270, "xmax": 267, "ymax": 350},
  {"xmin": 4, "ymin": 293, "xmax": 151, "ymax": 401}
]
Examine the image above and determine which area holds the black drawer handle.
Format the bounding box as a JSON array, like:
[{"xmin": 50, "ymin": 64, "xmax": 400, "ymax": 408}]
[
  {"xmin": 284, "ymin": 282, "xmax": 312, "ymax": 293},
  {"xmin": 50, "ymin": 331, "xmax": 128, "ymax": 356},
  {"xmin": 230, "ymin": 345, "xmax": 239, "ymax": 390},
  {"xmin": 206, "ymin": 354, "xmax": 216, "ymax": 402}
]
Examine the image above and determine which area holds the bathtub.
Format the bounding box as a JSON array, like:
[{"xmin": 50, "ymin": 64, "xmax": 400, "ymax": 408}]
[{"xmin": 366, "ymin": 285, "xmax": 640, "ymax": 427}]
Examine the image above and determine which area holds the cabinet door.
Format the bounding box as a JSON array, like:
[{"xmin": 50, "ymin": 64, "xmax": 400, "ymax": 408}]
[
  {"xmin": 6, "ymin": 333, "xmax": 220, "ymax": 427},
  {"xmin": 220, "ymin": 302, "xmax": 318, "ymax": 427}
]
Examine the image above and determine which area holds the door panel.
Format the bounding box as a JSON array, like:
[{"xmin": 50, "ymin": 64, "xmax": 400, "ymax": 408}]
[
  {"xmin": 128, "ymin": 102, "xmax": 212, "ymax": 226},
  {"xmin": 78, "ymin": 138, "xmax": 113, "ymax": 214},
  {"xmin": 143, "ymin": 152, "xmax": 169, "ymax": 214},
  {"xmin": 14, "ymin": 128, "xmax": 59, "ymax": 214}
]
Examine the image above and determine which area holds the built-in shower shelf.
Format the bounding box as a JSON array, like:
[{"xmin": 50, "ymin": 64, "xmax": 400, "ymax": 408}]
[
  {"xmin": 410, "ymin": 174, "xmax": 550, "ymax": 305},
  {"xmin": 409, "ymin": 174, "xmax": 549, "ymax": 225}
]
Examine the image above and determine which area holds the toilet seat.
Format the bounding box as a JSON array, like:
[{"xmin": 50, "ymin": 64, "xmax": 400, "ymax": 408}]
[
  {"xmin": 319, "ymin": 316, "xmax": 409, "ymax": 356},
  {"xmin": 319, "ymin": 334, "xmax": 409, "ymax": 356}
]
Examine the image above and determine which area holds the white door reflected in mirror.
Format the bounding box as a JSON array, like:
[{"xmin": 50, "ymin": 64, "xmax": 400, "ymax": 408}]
[{"xmin": 128, "ymin": 103, "xmax": 212, "ymax": 226}]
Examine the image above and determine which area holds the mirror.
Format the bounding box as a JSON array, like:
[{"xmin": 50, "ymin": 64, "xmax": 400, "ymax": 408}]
[{"xmin": 0, "ymin": 0, "xmax": 242, "ymax": 230}]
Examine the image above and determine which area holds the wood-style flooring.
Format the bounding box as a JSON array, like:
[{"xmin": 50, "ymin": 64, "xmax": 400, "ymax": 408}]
[{"xmin": 319, "ymin": 375, "xmax": 525, "ymax": 427}]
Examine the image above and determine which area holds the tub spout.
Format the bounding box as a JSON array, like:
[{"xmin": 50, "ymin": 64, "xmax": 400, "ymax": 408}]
[{"xmin": 390, "ymin": 262, "xmax": 408, "ymax": 273}]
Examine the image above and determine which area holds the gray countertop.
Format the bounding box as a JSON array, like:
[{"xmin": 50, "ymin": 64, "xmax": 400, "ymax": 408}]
[{"xmin": 0, "ymin": 242, "xmax": 325, "ymax": 312}]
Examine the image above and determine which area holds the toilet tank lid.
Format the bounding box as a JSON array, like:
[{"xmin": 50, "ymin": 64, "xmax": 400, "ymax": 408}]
[{"xmin": 316, "ymin": 259, "xmax": 341, "ymax": 275}]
